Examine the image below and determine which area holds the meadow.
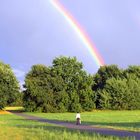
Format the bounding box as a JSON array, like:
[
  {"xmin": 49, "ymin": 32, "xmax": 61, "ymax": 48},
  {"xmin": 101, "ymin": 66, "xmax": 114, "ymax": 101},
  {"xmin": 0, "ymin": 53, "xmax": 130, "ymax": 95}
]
[
  {"xmin": 0, "ymin": 107, "xmax": 138, "ymax": 140},
  {"xmin": 26, "ymin": 110, "xmax": 140, "ymax": 132}
]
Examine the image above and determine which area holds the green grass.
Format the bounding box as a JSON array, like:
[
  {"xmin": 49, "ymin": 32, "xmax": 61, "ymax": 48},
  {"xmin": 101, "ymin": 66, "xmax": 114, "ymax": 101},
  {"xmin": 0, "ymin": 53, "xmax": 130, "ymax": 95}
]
[
  {"xmin": 26, "ymin": 110, "xmax": 140, "ymax": 132},
  {"xmin": 5, "ymin": 106, "xmax": 24, "ymax": 111},
  {"xmin": 0, "ymin": 113, "xmax": 135, "ymax": 140}
]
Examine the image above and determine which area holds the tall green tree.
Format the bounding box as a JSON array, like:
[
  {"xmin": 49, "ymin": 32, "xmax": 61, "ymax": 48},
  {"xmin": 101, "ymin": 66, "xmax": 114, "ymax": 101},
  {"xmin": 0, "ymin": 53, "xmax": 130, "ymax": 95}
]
[
  {"xmin": 125, "ymin": 75, "xmax": 140, "ymax": 109},
  {"xmin": 23, "ymin": 56, "xmax": 95, "ymax": 112},
  {"xmin": 23, "ymin": 65, "xmax": 54, "ymax": 112},
  {"xmin": 93, "ymin": 65, "xmax": 123, "ymax": 108},
  {"xmin": 93, "ymin": 65, "xmax": 123, "ymax": 90},
  {"xmin": 97, "ymin": 76, "xmax": 140, "ymax": 110},
  {"xmin": 23, "ymin": 64, "xmax": 68, "ymax": 112},
  {"xmin": 102, "ymin": 78, "xmax": 129, "ymax": 110},
  {"xmin": 52, "ymin": 56, "xmax": 95, "ymax": 112},
  {"xmin": 0, "ymin": 62, "xmax": 20, "ymax": 109},
  {"xmin": 123, "ymin": 65, "xmax": 140, "ymax": 78}
]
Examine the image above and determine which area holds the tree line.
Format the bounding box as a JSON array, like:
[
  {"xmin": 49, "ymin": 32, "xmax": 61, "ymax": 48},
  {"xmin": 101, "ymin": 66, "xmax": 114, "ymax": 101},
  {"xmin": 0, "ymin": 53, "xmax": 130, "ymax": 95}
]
[{"xmin": 0, "ymin": 56, "xmax": 140, "ymax": 112}]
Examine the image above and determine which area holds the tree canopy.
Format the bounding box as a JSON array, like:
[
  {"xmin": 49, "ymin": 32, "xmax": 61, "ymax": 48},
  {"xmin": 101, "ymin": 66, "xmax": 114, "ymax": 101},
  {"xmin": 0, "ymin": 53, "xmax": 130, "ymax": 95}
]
[
  {"xmin": 94, "ymin": 65, "xmax": 140, "ymax": 110},
  {"xmin": 23, "ymin": 57, "xmax": 95, "ymax": 112},
  {"xmin": 1, "ymin": 57, "xmax": 140, "ymax": 112},
  {"xmin": 0, "ymin": 62, "xmax": 20, "ymax": 109}
]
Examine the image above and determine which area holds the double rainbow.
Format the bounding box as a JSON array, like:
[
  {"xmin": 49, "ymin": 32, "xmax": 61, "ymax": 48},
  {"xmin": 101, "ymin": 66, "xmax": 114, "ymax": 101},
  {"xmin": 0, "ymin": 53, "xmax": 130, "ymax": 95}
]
[{"xmin": 50, "ymin": 0, "xmax": 104, "ymax": 67}]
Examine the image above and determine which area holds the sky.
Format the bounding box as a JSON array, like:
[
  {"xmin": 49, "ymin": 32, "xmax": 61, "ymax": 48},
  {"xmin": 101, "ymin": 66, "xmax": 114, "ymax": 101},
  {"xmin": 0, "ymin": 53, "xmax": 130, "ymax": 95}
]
[{"xmin": 0, "ymin": 0, "xmax": 140, "ymax": 85}]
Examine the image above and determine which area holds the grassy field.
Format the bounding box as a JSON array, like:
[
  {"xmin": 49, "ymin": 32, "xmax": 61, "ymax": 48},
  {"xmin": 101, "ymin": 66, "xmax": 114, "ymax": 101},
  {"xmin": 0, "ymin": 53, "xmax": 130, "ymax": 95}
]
[
  {"xmin": 0, "ymin": 109, "xmax": 134, "ymax": 140},
  {"xmin": 26, "ymin": 110, "xmax": 140, "ymax": 132},
  {"xmin": 0, "ymin": 112, "xmax": 134, "ymax": 140}
]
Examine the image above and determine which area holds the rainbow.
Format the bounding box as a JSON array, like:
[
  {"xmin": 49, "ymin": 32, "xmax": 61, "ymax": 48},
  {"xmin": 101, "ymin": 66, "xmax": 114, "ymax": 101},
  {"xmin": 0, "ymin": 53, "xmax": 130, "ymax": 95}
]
[{"xmin": 50, "ymin": 0, "xmax": 104, "ymax": 67}]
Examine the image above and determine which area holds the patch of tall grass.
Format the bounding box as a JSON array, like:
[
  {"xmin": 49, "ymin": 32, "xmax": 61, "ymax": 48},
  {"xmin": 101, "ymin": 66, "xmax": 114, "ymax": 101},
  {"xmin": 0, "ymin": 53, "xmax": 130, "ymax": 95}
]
[{"xmin": 0, "ymin": 126, "xmax": 135, "ymax": 140}]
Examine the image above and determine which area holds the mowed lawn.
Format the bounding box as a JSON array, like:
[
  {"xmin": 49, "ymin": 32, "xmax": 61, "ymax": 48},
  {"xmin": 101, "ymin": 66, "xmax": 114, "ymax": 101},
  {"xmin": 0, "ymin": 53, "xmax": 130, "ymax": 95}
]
[
  {"xmin": 0, "ymin": 113, "xmax": 134, "ymax": 140},
  {"xmin": 26, "ymin": 110, "xmax": 140, "ymax": 132}
]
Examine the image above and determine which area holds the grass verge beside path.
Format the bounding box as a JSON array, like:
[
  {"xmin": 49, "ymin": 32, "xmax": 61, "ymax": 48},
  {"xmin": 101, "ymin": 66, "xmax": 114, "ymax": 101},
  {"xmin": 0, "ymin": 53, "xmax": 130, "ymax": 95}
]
[
  {"xmin": 0, "ymin": 110, "xmax": 11, "ymax": 114},
  {"xmin": 26, "ymin": 110, "xmax": 140, "ymax": 132}
]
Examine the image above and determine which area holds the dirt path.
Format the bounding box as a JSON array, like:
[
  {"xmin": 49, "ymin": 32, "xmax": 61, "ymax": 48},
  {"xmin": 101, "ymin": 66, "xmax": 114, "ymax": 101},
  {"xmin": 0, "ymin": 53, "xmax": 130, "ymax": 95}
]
[{"xmin": 9, "ymin": 111, "xmax": 140, "ymax": 140}]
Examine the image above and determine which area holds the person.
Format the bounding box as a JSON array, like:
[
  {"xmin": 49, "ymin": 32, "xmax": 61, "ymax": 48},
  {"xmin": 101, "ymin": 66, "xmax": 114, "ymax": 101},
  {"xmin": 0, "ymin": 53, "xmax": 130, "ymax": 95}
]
[{"xmin": 76, "ymin": 112, "xmax": 81, "ymax": 125}]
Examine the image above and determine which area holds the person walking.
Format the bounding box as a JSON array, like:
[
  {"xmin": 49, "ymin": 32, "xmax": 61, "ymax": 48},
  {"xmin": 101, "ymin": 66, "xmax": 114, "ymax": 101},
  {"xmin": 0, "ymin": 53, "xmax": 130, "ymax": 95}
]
[{"xmin": 76, "ymin": 112, "xmax": 81, "ymax": 125}]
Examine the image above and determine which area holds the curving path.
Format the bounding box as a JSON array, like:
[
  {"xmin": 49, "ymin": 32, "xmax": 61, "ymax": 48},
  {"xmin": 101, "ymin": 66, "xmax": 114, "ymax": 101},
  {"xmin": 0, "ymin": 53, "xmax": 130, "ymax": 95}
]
[{"xmin": 9, "ymin": 111, "xmax": 140, "ymax": 140}]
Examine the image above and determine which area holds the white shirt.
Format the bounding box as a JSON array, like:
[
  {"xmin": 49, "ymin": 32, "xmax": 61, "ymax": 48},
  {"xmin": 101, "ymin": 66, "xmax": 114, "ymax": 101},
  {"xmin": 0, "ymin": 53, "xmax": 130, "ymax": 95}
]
[{"xmin": 76, "ymin": 113, "xmax": 80, "ymax": 119}]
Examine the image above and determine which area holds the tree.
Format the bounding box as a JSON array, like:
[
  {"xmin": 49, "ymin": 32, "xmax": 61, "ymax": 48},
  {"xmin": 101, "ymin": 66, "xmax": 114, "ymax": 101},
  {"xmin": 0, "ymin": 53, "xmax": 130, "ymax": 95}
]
[
  {"xmin": 97, "ymin": 76, "xmax": 140, "ymax": 110},
  {"xmin": 104, "ymin": 78, "xmax": 128, "ymax": 110},
  {"xmin": 23, "ymin": 56, "xmax": 95, "ymax": 112},
  {"xmin": 52, "ymin": 56, "xmax": 95, "ymax": 112},
  {"xmin": 23, "ymin": 64, "xmax": 68, "ymax": 112},
  {"xmin": 93, "ymin": 65, "xmax": 123, "ymax": 90},
  {"xmin": 123, "ymin": 65, "xmax": 140, "ymax": 78},
  {"xmin": 0, "ymin": 62, "xmax": 20, "ymax": 109},
  {"xmin": 125, "ymin": 75, "xmax": 140, "ymax": 109},
  {"xmin": 23, "ymin": 65, "xmax": 54, "ymax": 112},
  {"xmin": 93, "ymin": 65, "xmax": 123, "ymax": 109}
]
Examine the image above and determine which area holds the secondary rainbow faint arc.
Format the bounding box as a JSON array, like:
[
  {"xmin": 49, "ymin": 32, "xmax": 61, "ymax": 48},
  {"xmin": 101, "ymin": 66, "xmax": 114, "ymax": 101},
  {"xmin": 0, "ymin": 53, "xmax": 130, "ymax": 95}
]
[{"xmin": 50, "ymin": 0, "xmax": 104, "ymax": 67}]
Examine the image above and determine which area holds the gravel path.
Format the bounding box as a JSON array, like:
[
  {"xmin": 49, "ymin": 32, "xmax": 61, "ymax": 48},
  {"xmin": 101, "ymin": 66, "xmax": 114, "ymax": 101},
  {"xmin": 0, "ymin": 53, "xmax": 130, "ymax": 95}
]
[{"xmin": 10, "ymin": 111, "xmax": 140, "ymax": 140}]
